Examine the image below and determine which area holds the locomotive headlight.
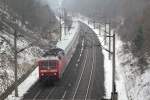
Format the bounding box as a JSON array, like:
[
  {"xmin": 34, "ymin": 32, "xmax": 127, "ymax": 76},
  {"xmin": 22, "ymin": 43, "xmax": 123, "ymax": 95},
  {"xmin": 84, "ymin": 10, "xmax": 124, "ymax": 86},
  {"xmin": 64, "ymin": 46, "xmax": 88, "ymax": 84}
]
[
  {"xmin": 41, "ymin": 73, "xmax": 44, "ymax": 76},
  {"xmin": 54, "ymin": 73, "xmax": 57, "ymax": 75}
]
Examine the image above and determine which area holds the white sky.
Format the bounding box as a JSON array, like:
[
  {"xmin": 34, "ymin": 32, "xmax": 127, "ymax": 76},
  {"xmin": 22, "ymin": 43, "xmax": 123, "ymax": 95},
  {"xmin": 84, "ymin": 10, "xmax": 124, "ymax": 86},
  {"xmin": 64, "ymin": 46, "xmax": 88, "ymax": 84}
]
[{"xmin": 46, "ymin": 0, "xmax": 63, "ymax": 9}]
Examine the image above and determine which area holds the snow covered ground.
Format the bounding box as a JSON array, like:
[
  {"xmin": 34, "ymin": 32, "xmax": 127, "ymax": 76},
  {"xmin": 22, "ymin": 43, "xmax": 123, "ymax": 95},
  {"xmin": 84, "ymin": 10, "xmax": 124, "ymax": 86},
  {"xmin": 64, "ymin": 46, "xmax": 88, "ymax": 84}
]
[
  {"xmin": 6, "ymin": 67, "xmax": 39, "ymax": 100},
  {"xmin": 0, "ymin": 6, "xmax": 44, "ymax": 97},
  {"xmin": 116, "ymin": 39, "xmax": 150, "ymax": 100},
  {"xmin": 0, "ymin": 31, "xmax": 43, "ymax": 96}
]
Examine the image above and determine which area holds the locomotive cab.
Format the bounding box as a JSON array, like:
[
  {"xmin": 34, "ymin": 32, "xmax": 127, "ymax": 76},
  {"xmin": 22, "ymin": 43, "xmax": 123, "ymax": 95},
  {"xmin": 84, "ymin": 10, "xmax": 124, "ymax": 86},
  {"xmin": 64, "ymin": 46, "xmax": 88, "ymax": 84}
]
[
  {"xmin": 38, "ymin": 59, "xmax": 59, "ymax": 81},
  {"xmin": 38, "ymin": 48, "xmax": 66, "ymax": 82}
]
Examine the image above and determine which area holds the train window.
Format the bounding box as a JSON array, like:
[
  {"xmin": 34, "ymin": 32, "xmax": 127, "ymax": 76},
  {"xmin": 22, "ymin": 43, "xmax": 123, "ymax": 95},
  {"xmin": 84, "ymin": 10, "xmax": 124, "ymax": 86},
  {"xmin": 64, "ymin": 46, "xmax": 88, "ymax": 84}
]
[{"xmin": 40, "ymin": 61, "xmax": 57, "ymax": 68}]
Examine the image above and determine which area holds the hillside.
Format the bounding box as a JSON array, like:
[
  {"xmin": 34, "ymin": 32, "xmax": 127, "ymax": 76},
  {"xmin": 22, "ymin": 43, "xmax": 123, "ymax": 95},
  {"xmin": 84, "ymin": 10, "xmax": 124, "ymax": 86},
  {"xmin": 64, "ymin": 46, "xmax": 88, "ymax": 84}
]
[{"xmin": 0, "ymin": 0, "xmax": 60, "ymax": 95}]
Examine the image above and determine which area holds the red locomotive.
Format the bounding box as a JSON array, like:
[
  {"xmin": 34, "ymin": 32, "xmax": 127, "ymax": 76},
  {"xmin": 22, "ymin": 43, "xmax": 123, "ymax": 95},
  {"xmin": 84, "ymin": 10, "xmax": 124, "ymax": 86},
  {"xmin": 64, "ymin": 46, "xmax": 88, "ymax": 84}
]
[{"xmin": 37, "ymin": 48, "xmax": 67, "ymax": 81}]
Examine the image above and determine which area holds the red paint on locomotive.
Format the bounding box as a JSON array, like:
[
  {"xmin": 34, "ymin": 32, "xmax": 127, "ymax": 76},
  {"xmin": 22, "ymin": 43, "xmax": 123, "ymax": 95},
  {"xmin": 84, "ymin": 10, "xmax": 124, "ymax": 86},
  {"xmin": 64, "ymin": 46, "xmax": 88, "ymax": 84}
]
[{"xmin": 37, "ymin": 48, "xmax": 66, "ymax": 81}]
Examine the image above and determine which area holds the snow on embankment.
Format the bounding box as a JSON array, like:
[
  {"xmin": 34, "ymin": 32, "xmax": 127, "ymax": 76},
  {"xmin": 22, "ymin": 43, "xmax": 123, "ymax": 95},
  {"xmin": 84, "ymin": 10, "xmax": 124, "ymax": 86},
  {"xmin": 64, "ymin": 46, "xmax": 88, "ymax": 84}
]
[
  {"xmin": 116, "ymin": 39, "xmax": 150, "ymax": 100},
  {"xmin": 0, "ymin": 32, "xmax": 42, "ymax": 100},
  {"xmin": 76, "ymin": 15, "xmax": 128, "ymax": 100},
  {"xmin": 0, "ymin": 31, "xmax": 42, "ymax": 96}
]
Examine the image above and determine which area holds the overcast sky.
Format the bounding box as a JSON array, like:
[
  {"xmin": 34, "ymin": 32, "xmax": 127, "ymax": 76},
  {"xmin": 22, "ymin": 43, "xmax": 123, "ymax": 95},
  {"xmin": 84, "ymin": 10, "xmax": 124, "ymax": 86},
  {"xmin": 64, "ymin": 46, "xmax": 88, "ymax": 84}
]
[{"xmin": 46, "ymin": 0, "xmax": 63, "ymax": 9}]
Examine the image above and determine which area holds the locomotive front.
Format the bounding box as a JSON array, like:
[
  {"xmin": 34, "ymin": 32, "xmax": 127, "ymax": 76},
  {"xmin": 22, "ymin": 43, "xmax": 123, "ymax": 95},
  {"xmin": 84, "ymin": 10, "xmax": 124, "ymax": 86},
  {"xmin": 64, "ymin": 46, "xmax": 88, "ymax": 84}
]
[
  {"xmin": 38, "ymin": 48, "xmax": 66, "ymax": 82},
  {"xmin": 38, "ymin": 57, "xmax": 60, "ymax": 81}
]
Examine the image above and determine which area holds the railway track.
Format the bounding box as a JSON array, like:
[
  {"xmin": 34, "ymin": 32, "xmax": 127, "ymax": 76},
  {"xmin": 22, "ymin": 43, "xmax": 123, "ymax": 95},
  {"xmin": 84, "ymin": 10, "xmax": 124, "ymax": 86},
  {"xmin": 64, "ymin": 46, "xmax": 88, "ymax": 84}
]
[
  {"xmin": 72, "ymin": 34, "xmax": 95, "ymax": 100},
  {"xmin": 23, "ymin": 23, "xmax": 105, "ymax": 100}
]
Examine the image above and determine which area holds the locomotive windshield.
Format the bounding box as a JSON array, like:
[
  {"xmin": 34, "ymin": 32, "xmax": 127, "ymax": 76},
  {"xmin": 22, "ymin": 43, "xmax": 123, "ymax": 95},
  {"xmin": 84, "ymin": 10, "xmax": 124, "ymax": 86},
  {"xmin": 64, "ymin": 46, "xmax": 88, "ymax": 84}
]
[
  {"xmin": 39, "ymin": 61, "xmax": 57, "ymax": 68},
  {"xmin": 43, "ymin": 48, "xmax": 65, "ymax": 57}
]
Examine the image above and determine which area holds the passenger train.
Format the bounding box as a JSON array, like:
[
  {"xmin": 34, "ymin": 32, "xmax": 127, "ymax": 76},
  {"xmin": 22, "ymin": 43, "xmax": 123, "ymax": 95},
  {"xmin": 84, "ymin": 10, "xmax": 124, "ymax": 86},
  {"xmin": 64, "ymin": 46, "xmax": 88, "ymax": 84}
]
[{"xmin": 37, "ymin": 29, "xmax": 80, "ymax": 82}]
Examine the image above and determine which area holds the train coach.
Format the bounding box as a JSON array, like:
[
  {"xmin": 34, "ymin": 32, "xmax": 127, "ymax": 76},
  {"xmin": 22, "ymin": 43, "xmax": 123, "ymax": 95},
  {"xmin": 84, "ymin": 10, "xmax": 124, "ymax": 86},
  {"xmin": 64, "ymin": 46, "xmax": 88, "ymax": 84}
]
[
  {"xmin": 37, "ymin": 29, "xmax": 80, "ymax": 82},
  {"xmin": 37, "ymin": 48, "xmax": 67, "ymax": 81}
]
